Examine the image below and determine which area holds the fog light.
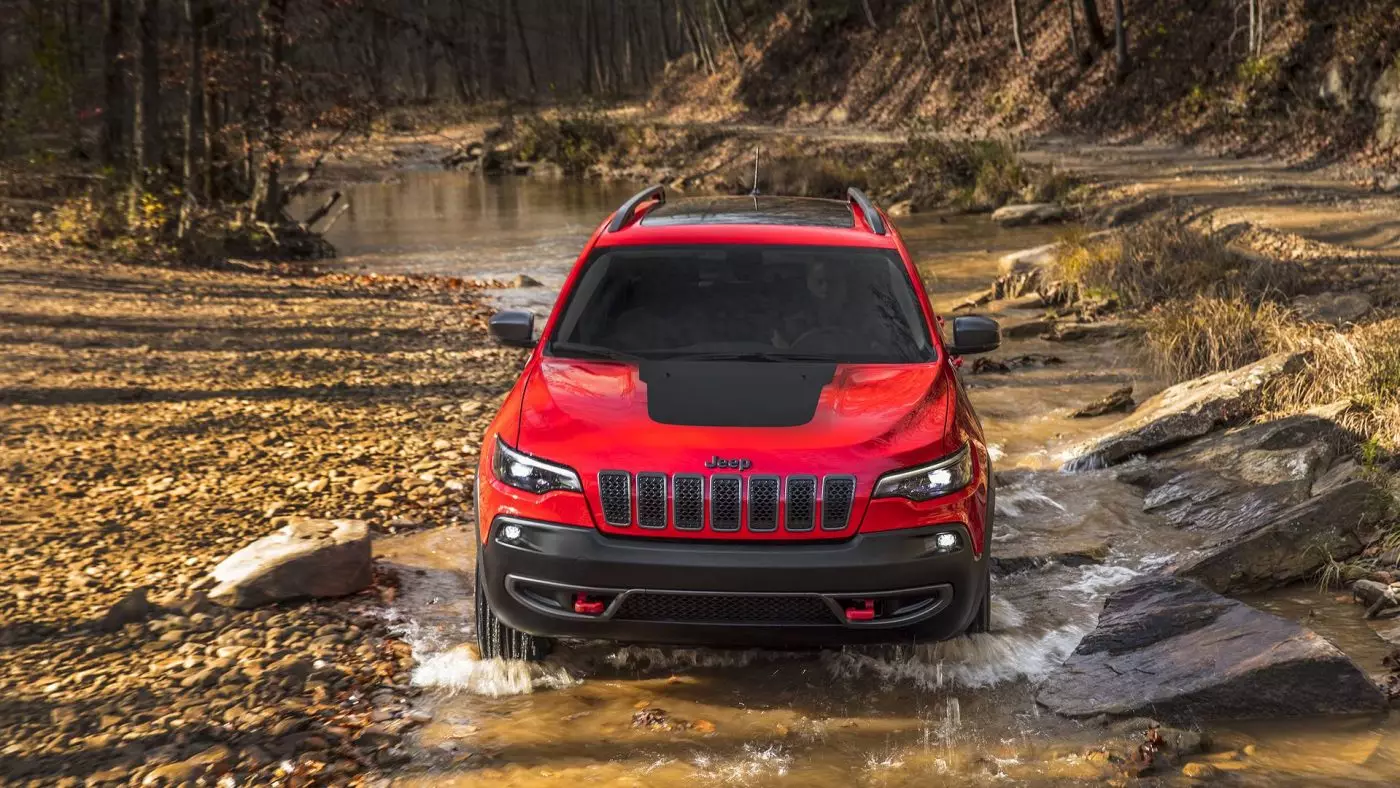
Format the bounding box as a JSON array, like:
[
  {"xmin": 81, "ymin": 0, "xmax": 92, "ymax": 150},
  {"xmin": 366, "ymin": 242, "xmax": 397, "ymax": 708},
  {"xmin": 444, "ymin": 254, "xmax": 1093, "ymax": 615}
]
[
  {"xmin": 930, "ymin": 531, "xmax": 962, "ymax": 554},
  {"xmin": 500, "ymin": 523, "xmax": 523, "ymax": 543}
]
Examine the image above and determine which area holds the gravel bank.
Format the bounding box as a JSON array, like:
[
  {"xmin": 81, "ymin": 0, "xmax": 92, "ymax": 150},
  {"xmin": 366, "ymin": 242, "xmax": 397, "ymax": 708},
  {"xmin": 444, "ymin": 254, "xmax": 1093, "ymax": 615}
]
[{"xmin": 0, "ymin": 242, "xmax": 523, "ymax": 785}]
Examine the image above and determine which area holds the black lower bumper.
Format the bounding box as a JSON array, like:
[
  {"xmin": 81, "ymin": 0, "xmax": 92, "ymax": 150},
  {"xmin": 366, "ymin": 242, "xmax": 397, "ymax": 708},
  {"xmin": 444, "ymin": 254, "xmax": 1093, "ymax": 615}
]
[{"xmin": 479, "ymin": 516, "xmax": 988, "ymax": 648}]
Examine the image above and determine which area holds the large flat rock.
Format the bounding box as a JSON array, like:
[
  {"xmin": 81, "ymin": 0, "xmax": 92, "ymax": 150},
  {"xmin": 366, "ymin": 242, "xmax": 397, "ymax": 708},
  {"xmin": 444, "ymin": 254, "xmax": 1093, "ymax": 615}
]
[
  {"xmin": 209, "ymin": 518, "xmax": 372, "ymax": 608},
  {"xmin": 1037, "ymin": 577, "xmax": 1386, "ymax": 720},
  {"xmin": 991, "ymin": 203, "xmax": 1067, "ymax": 227},
  {"xmin": 1062, "ymin": 352, "xmax": 1306, "ymax": 470},
  {"xmin": 1115, "ymin": 415, "xmax": 1392, "ymax": 594},
  {"xmin": 1175, "ymin": 474, "xmax": 1390, "ymax": 593}
]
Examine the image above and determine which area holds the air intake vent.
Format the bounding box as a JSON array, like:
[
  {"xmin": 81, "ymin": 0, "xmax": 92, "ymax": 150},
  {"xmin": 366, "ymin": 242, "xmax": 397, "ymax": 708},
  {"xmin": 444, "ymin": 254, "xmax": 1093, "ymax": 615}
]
[
  {"xmin": 747, "ymin": 476, "xmax": 779, "ymax": 532},
  {"xmin": 598, "ymin": 471, "xmax": 632, "ymax": 526},
  {"xmin": 710, "ymin": 475, "xmax": 742, "ymax": 531},
  {"xmin": 636, "ymin": 473, "xmax": 667, "ymax": 529},
  {"xmin": 673, "ymin": 474, "xmax": 705, "ymax": 530},
  {"xmin": 785, "ymin": 476, "xmax": 816, "ymax": 532},
  {"xmin": 612, "ymin": 592, "xmax": 836, "ymax": 624},
  {"xmin": 822, "ymin": 476, "xmax": 856, "ymax": 531}
]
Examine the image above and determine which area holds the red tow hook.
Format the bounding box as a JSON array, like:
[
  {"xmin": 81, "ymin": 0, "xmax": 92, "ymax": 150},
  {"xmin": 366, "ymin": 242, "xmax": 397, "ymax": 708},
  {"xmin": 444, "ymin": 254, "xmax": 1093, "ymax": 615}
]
[
  {"xmin": 573, "ymin": 594, "xmax": 606, "ymax": 615},
  {"xmin": 844, "ymin": 599, "xmax": 876, "ymax": 622}
]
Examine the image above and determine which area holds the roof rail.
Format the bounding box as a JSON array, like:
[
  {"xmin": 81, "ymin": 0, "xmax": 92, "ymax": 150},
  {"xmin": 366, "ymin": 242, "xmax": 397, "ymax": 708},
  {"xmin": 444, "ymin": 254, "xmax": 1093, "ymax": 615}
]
[
  {"xmin": 607, "ymin": 185, "xmax": 666, "ymax": 232},
  {"xmin": 846, "ymin": 187, "xmax": 887, "ymax": 235}
]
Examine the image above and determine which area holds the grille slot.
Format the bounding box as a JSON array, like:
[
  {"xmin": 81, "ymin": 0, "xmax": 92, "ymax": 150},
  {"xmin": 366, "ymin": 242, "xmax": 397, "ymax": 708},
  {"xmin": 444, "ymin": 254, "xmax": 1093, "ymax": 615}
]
[
  {"xmin": 785, "ymin": 476, "xmax": 817, "ymax": 532},
  {"xmin": 673, "ymin": 474, "xmax": 705, "ymax": 530},
  {"xmin": 747, "ymin": 476, "xmax": 780, "ymax": 532},
  {"xmin": 612, "ymin": 592, "xmax": 836, "ymax": 624},
  {"xmin": 636, "ymin": 473, "xmax": 667, "ymax": 529},
  {"xmin": 596, "ymin": 470, "xmax": 855, "ymax": 534},
  {"xmin": 821, "ymin": 476, "xmax": 856, "ymax": 531},
  {"xmin": 598, "ymin": 471, "xmax": 632, "ymax": 526},
  {"xmin": 710, "ymin": 475, "xmax": 742, "ymax": 531}
]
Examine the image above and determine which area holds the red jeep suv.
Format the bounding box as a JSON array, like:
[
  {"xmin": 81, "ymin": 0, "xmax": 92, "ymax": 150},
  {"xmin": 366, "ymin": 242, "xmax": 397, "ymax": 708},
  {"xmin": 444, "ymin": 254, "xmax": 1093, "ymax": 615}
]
[{"xmin": 475, "ymin": 187, "xmax": 1000, "ymax": 660}]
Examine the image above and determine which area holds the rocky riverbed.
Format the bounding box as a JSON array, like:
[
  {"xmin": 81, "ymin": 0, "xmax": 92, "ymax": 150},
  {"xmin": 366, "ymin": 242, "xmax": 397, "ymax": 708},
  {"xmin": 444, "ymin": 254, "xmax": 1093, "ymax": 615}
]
[{"xmin": 0, "ymin": 242, "xmax": 524, "ymax": 785}]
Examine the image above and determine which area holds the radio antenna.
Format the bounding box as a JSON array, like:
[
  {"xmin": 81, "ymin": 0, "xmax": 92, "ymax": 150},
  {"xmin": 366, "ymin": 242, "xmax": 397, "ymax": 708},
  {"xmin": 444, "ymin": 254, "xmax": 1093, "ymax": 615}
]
[{"xmin": 749, "ymin": 145, "xmax": 762, "ymax": 197}]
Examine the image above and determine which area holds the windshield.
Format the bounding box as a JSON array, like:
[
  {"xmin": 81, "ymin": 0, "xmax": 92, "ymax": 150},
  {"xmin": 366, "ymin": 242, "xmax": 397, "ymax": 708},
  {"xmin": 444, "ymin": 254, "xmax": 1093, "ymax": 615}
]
[{"xmin": 548, "ymin": 245, "xmax": 935, "ymax": 364}]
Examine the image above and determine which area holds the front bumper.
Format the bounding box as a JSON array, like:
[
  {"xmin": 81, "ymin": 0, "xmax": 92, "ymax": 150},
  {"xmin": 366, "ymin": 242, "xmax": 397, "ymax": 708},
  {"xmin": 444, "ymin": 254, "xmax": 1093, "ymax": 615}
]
[{"xmin": 479, "ymin": 516, "xmax": 987, "ymax": 648}]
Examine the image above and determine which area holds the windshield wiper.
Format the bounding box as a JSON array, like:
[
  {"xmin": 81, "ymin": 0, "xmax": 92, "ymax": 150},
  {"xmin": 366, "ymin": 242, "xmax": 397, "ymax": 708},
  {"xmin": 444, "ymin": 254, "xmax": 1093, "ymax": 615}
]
[
  {"xmin": 550, "ymin": 342, "xmax": 645, "ymax": 363},
  {"xmin": 671, "ymin": 351, "xmax": 837, "ymax": 363}
]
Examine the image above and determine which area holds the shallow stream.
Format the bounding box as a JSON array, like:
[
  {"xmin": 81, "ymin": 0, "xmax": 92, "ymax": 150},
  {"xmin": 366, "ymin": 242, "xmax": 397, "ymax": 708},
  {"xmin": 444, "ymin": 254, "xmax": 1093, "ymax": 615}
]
[{"xmin": 296, "ymin": 173, "xmax": 1400, "ymax": 786}]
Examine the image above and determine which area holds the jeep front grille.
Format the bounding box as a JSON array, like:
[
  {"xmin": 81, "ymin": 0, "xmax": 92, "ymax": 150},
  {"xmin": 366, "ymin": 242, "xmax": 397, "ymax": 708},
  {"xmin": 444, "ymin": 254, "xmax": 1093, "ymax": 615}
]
[{"xmin": 595, "ymin": 471, "xmax": 856, "ymax": 534}]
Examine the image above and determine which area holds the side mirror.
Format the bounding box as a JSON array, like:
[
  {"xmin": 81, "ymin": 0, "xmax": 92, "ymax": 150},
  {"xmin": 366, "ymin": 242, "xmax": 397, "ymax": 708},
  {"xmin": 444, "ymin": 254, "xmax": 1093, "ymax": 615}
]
[
  {"xmin": 948, "ymin": 315, "xmax": 1000, "ymax": 356},
  {"xmin": 489, "ymin": 309, "xmax": 536, "ymax": 348}
]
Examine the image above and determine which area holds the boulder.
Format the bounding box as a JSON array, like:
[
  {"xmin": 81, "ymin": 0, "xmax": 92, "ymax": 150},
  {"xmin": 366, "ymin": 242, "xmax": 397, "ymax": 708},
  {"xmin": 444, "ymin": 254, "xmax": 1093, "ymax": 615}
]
[
  {"xmin": 97, "ymin": 586, "xmax": 155, "ymax": 632},
  {"xmin": 998, "ymin": 242, "xmax": 1061, "ymax": 277},
  {"xmin": 1292, "ymin": 291, "xmax": 1372, "ymax": 325},
  {"xmin": 1372, "ymin": 61, "xmax": 1400, "ymax": 147},
  {"xmin": 991, "ymin": 203, "xmax": 1067, "ymax": 227},
  {"xmin": 1072, "ymin": 386, "xmax": 1135, "ymax": 418},
  {"xmin": 1116, "ymin": 414, "xmax": 1391, "ymax": 593},
  {"xmin": 1037, "ymin": 576, "xmax": 1387, "ymax": 720},
  {"xmin": 1174, "ymin": 474, "xmax": 1389, "ymax": 594},
  {"xmin": 886, "ymin": 199, "xmax": 915, "ymax": 217},
  {"xmin": 208, "ymin": 518, "xmax": 371, "ymax": 608},
  {"xmin": 1061, "ymin": 352, "xmax": 1306, "ymax": 470}
]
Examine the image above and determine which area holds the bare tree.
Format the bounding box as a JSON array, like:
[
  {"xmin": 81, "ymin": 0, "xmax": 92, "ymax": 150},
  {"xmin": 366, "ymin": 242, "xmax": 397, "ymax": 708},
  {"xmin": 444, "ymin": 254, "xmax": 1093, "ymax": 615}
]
[
  {"xmin": 138, "ymin": 0, "xmax": 162, "ymax": 172},
  {"xmin": 1065, "ymin": 0, "xmax": 1085, "ymax": 65},
  {"xmin": 1113, "ymin": 0, "xmax": 1129, "ymax": 78},
  {"xmin": 101, "ymin": 0, "xmax": 126, "ymax": 166},
  {"xmin": 1080, "ymin": 0, "xmax": 1109, "ymax": 50},
  {"xmin": 180, "ymin": 0, "xmax": 206, "ymax": 236},
  {"xmin": 1010, "ymin": 0, "xmax": 1026, "ymax": 58}
]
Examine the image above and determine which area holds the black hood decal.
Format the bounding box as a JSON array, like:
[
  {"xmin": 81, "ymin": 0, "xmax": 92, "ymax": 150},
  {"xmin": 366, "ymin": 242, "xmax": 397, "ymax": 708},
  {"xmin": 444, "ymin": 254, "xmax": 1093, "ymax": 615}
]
[{"xmin": 639, "ymin": 361, "xmax": 837, "ymax": 427}]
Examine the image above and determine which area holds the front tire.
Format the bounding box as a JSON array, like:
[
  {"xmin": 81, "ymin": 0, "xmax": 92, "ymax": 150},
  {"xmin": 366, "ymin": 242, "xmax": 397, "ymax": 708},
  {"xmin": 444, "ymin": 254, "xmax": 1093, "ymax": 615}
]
[
  {"xmin": 964, "ymin": 566, "xmax": 992, "ymax": 635},
  {"xmin": 475, "ymin": 571, "xmax": 553, "ymax": 661}
]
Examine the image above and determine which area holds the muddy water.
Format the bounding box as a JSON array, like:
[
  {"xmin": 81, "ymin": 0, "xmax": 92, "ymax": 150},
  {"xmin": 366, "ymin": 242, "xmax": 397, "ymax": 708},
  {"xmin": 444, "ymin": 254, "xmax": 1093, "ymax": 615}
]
[{"xmin": 313, "ymin": 173, "xmax": 1399, "ymax": 785}]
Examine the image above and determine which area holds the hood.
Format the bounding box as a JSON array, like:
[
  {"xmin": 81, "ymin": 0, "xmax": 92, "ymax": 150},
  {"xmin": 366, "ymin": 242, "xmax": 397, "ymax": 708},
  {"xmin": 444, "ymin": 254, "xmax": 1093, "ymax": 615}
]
[{"xmin": 515, "ymin": 357, "xmax": 961, "ymax": 480}]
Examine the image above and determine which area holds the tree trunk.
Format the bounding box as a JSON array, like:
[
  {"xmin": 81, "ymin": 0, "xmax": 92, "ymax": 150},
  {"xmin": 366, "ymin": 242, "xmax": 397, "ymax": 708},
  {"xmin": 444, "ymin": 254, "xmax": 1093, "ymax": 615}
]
[
  {"xmin": 138, "ymin": 0, "xmax": 161, "ymax": 174},
  {"xmin": 1112, "ymin": 0, "xmax": 1128, "ymax": 79},
  {"xmin": 1080, "ymin": 0, "xmax": 1109, "ymax": 50},
  {"xmin": 0, "ymin": 16, "xmax": 7, "ymax": 147},
  {"xmin": 1065, "ymin": 0, "xmax": 1086, "ymax": 65},
  {"xmin": 712, "ymin": 0, "xmax": 741, "ymax": 61},
  {"xmin": 101, "ymin": 0, "xmax": 127, "ymax": 166},
  {"xmin": 486, "ymin": 0, "xmax": 508, "ymax": 97},
  {"xmin": 859, "ymin": 0, "xmax": 877, "ymax": 29},
  {"xmin": 180, "ymin": 0, "xmax": 206, "ymax": 237},
  {"xmin": 1010, "ymin": 0, "xmax": 1026, "ymax": 58},
  {"xmin": 655, "ymin": 0, "xmax": 676, "ymax": 60},
  {"xmin": 510, "ymin": 0, "xmax": 538, "ymax": 94},
  {"xmin": 970, "ymin": 0, "xmax": 985, "ymax": 38}
]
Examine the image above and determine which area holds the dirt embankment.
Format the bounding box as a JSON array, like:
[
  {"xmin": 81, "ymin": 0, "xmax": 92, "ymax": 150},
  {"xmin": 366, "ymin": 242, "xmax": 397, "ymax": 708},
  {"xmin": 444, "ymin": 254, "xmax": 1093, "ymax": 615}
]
[
  {"xmin": 0, "ymin": 240, "xmax": 526, "ymax": 785},
  {"xmin": 650, "ymin": 0, "xmax": 1400, "ymax": 176}
]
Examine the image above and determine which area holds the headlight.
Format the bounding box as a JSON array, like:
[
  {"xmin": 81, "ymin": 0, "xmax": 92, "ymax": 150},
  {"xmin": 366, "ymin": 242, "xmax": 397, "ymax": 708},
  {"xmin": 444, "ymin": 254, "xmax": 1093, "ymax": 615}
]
[
  {"xmin": 492, "ymin": 437, "xmax": 582, "ymax": 495},
  {"xmin": 873, "ymin": 445, "xmax": 974, "ymax": 502}
]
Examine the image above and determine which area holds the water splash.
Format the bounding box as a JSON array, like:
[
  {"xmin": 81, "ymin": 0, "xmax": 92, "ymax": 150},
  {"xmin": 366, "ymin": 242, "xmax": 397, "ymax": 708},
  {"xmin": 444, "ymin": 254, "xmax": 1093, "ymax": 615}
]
[
  {"xmin": 821, "ymin": 598, "xmax": 1088, "ymax": 690},
  {"xmin": 411, "ymin": 645, "xmax": 576, "ymax": 696},
  {"xmin": 692, "ymin": 743, "xmax": 792, "ymax": 784},
  {"xmin": 605, "ymin": 646, "xmax": 776, "ymax": 672}
]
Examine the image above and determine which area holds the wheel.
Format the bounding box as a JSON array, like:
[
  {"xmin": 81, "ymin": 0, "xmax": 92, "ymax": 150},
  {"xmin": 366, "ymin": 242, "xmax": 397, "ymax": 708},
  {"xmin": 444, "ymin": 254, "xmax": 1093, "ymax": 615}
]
[
  {"xmin": 964, "ymin": 566, "xmax": 992, "ymax": 635},
  {"xmin": 475, "ymin": 570, "xmax": 553, "ymax": 661}
]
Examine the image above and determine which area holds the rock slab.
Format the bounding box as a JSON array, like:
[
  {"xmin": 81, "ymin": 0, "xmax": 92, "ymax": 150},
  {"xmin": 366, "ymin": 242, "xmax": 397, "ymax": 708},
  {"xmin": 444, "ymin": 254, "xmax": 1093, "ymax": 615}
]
[
  {"xmin": 991, "ymin": 203, "xmax": 1067, "ymax": 227},
  {"xmin": 1037, "ymin": 576, "xmax": 1386, "ymax": 720},
  {"xmin": 1062, "ymin": 352, "xmax": 1305, "ymax": 470},
  {"xmin": 209, "ymin": 518, "xmax": 371, "ymax": 608}
]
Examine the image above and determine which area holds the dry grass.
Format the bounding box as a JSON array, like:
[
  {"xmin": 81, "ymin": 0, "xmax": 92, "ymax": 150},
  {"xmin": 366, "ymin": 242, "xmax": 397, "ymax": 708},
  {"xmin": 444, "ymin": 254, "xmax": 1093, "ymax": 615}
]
[
  {"xmin": 1141, "ymin": 296, "xmax": 1302, "ymax": 381},
  {"xmin": 1050, "ymin": 215, "xmax": 1303, "ymax": 308},
  {"xmin": 1265, "ymin": 318, "xmax": 1400, "ymax": 452}
]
